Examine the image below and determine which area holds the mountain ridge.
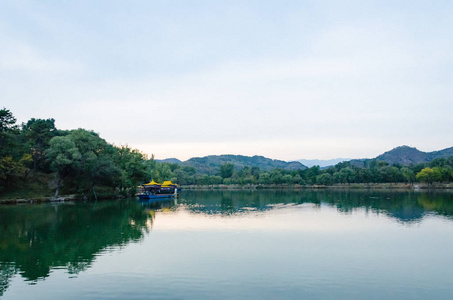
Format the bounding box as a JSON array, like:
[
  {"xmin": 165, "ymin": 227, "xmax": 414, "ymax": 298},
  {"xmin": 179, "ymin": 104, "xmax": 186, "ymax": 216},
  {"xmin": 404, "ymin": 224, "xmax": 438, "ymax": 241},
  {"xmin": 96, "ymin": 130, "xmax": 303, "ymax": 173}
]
[
  {"xmin": 297, "ymin": 158, "xmax": 352, "ymax": 168},
  {"xmin": 156, "ymin": 145, "xmax": 453, "ymax": 172},
  {"xmin": 157, "ymin": 154, "xmax": 307, "ymax": 175},
  {"xmin": 351, "ymin": 145, "xmax": 453, "ymax": 166}
]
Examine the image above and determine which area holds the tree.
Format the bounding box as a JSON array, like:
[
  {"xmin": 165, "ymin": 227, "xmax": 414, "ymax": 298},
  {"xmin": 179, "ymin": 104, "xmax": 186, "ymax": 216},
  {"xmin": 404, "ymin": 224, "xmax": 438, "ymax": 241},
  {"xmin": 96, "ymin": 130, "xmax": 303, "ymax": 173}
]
[
  {"xmin": 22, "ymin": 118, "xmax": 56, "ymax": 176},
  {"xmin": 416, "ymin": 167, "xmax": 442, "ymax": 185},
  {"xmin": 68, "ymin": 129, "xmax": 121, "ymax": 196},
  {"xmin": 0, "ymin": 108, "xmax": 17, "ymax": 133},
  {"xmin": 156, "ymin": 163, "xmax": 173, "ymax": 182},
  {"xmin": 336, "ymin": 167, "xmax": 355, "ymax": 184},
  {"xmin": 401, "ymin": 167, "xmax": 415, "ymax": 183},
  {"xmin": 251, "ymin": 166, "xmax": 260, "ymax": 178},
  {"xmin": 259, "ymin": 172, "xmax": 270, "ymax": 184},
  {"xmin": 0, "ymin": 108, "xmax": 19, "ymax": 158},
  {"xmin": 282, "ymin": 174, "xmax": 293, "ymax": 184},
  {"xmin": 0, "ymin": 108, "xmax": 29, "ymax": 191},
  {"xmin": 292, "ymin": 174, "xmax": 305, "ymax": 185},
  {"xmin": 440, "ymin": 166, "xmax": 453, "ymax": 182},
  {"xmin": 243, "ymin": 175, "xmax": 255, "ymax": 185},
  {"xmin": 114, "ymin": 145, "xmax": 148, "ymax": 193},
  {"xmin": 316, "ymin": 173, "xmax": 333, "ymax": 185},
  {"xmin": 0, "ymin": 154, "xmax": 32, "ymax": 190},
  {"xmin": 220, "ymin": 163, "xmax": 234, "ymax": 179},
  {"xmin": 210, "ymin": 175, "xmax": 223, "ymax": 185},
  {"xmin": 305, "ymin": 166, "xmax": 321, "ymax": 183},
  {"xmin": 269, "ymin": 169, "xmax": 283, "ymax": 184},
  {"xmin": 355, "ymin": 168, "xmax": 372, "ymax": 183},
  {"xmin": 46, "ymin": 136, "xmax": 81, "ymax": 197},
  {"xmin": 379, "ymin": 166, "xmax": 404, "ymax": 183}
]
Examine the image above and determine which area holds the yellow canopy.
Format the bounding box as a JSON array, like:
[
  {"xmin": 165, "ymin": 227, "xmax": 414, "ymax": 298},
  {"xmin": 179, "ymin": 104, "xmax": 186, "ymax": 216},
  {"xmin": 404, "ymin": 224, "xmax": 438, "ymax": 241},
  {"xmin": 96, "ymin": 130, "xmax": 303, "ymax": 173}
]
[
  {"xmin": 161, "ymin": 180, "xmax": 177, "ymax": 187},
  {"xmin": 143, "ymin": 180, "xmax": 161, "ymax": 186}
]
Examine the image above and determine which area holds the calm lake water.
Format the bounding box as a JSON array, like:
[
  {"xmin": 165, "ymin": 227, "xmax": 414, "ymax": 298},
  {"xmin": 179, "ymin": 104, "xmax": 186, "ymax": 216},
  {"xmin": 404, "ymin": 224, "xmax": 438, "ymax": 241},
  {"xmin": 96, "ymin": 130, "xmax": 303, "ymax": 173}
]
[{"xmin": 1, "ymin": 189, "xmax": 453, "ymax": 299}]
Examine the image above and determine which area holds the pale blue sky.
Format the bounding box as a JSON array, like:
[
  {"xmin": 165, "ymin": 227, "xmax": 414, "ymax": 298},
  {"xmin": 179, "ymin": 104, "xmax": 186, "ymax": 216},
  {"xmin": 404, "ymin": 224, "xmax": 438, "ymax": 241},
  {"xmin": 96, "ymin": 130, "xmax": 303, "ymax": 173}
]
[{"xmin": 1, "ymin": 0, "xmax": 452, "ymax": 160}]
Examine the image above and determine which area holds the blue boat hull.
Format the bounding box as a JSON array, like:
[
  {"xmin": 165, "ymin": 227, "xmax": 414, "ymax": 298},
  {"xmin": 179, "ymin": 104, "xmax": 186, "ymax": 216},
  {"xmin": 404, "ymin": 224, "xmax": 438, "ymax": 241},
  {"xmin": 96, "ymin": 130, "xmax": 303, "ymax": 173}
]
[{"xmin": 137, "ymin": 193, "xmax": 176, "ymax": 200}]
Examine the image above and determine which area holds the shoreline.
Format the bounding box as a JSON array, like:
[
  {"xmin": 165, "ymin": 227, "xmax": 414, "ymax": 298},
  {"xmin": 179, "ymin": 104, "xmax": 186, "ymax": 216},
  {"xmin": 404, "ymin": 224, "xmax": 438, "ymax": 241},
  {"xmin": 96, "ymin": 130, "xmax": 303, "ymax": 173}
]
[
  {"xmin": 2, "ymin": 183, "xmax": 452, "ymax": 204},
  {"xmin": 180, "ymin": 182, "xmax": 453, "ymax": 190},
  {"xmin": 0, "ymin": 194, "xmax": 78, "ymax": 205}
]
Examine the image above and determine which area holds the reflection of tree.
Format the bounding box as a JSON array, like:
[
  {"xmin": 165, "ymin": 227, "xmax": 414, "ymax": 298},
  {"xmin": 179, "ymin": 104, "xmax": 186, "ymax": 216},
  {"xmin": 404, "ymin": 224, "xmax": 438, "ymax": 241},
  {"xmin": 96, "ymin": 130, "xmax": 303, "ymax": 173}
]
[
  {"xmin": 220, "ymin": 194, "xmax": 235, "ymax": 215},
  {"xmin": 0, "ymin": 200, "xmax": 154, "ymax": 285},
  {"xmin": 0, "ymin": 263, "xmax": 15, "ymax": 297},
  {"xmin": 417, "ymin": 193, "xmax": 453, "ymax": 220},
  {"xmin": 180, "ymin": 190, "xmax": 453, "ymax": 224}
]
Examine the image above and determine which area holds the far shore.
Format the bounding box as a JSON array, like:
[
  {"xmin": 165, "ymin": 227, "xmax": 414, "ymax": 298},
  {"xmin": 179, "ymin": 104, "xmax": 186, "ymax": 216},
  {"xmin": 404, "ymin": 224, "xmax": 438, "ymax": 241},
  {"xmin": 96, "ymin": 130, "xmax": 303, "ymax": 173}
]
[
  {"xmin": 180, "ymin": 182, "xmax": 453, "ymax": 190},
  {"xmin": 2, "ymin": 182, "xmax": 452, "ymax": 204}
]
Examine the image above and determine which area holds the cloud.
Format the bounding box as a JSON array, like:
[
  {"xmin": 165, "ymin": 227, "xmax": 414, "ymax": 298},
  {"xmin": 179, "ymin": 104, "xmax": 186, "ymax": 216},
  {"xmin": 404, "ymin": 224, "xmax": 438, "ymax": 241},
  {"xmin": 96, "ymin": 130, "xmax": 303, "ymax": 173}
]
[
  {"xmin": 1, "ymin": 1, "xmax": 452, "ymax": 160},
  {"xmin": 0, "ymin": 42, "xmax": 83, "ymax": 74}
]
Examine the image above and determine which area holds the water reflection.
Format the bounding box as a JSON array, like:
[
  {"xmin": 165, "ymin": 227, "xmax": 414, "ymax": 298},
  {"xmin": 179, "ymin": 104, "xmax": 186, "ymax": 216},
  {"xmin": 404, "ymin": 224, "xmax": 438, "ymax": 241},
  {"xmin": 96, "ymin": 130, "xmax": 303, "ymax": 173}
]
[
  {"xmin": 180, "ymin": 189, "xmax": 453, "ymax": 224},
  {"xmin": 0, "ymin": 199, "xmax": 175, "ymax": 295},
  {"xmin": 1, "ymin": 190, "xmax": 453, "ymax": 297}
]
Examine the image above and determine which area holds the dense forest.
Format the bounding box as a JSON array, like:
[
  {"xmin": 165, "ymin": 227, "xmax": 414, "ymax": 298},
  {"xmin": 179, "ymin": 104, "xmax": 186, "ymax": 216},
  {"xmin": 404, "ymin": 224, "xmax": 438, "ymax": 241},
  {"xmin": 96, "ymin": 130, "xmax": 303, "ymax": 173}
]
[{"xmin": 1, "ymin": 108, "xmax": 452, "ymax": 199}]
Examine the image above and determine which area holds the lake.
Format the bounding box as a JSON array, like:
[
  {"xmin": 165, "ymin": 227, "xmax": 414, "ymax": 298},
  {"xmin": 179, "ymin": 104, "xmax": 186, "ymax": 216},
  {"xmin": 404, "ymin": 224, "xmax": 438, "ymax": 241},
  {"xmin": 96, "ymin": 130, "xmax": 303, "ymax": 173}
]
[{"xmin": 1, "ymin": 189, "xmax": 453, "ymax": 299}]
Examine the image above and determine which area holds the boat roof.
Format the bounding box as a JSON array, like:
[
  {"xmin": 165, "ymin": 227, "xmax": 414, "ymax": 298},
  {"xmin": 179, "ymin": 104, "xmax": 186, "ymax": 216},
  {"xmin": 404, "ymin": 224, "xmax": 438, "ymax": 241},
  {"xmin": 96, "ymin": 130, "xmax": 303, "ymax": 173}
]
[
  {"xmin": 143, "ymin": 180, "xmax": 178, "ymax": 187},
  {"xmin": 143, "ymin": 180, "xmax": 161, "ymax": 186}
]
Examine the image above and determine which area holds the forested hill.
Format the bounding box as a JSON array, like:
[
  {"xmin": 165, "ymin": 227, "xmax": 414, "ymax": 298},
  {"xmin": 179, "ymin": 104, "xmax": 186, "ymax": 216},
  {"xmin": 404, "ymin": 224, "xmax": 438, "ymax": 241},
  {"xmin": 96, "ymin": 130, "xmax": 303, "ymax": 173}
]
[
  {"xmin": 160, "ymin": 155, "xmax": 307, "ymax": 175},
  {"xmin": 156, "ymin": 158, "xmax": 182, "ymax": 164},
  {"xmin": 351, "ymin": 146, "xmax": 453, "ymax": 166}
]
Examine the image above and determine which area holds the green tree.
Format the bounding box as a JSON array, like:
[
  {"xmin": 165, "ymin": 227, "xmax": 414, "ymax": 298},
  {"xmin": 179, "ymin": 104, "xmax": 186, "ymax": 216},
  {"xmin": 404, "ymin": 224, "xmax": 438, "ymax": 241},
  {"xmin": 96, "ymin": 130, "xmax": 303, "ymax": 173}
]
[
  {"xmin": 68, "ymin": 129, "xmax": 122, "ymax": 196},
  {"xmin": 416, "ymin": 167, "xmax": 442, "ymax": 184},
  {"xmin": 220, "ymin": 163, "xmax": 234, "ymax": 179},
  {"xmin": 156, "ymin": 163, "xmax": 174, "ymax": 182},
  {"xmin": 316, "ymin": 173, "xmax": 333, "ymax": 185},
  {"xmin": 243, "ymin": 175, "xmax": 255, "ymax": 185},
  {"xmin": 379, "ymin": 166, "xmax": 404, "ymax": 183},
  {"xmin": 440, "ymin": 166, "xmax": 453, "ymax": 182},
  {"xmin": 335, "ymin": 167, "xmax": 355, "ymax": 184},
  {"xmin": 0, "ymin": 154, "xmax": 33, "ymax": 190},
  {"xmin": 292, "ymin": 174, "xmax": 305, "ymax": 185},
  {"xmin": 401, "ymin": 167, "xmax": 415, "ymax": 183},
  {"xmin": 46, "ymin": 136, "xmax": 81, "ymax": 197},
  {"xmin": 201, "ymin": 174, "xmax": 210, "ymax": 185},
  {"xmin": 210, "ymin": 175, "xmax": 223, "ymax": 185},
  {"xmin": 0, "ymin": 108, "xmax": 30, "ymax": 191},
  {"xmin": 251, "ymin": 166, "xmax": 260, "ymax": 178},
  {"xmin": 259, "ymin": 172, "xmax": 270, "ymax": 184},
  {"xmin": 114, "ymin": 145, "xmax": 149, "ymax": 193},
  {"xmin": 305, "ymin": 166, "xmax": 321, "ymax": 183},
  {"xmin": 356, "ymin": 168, "xmax": 372, "ymax": 183},
  {"xmin": 22, "ymin": 118, "xmax": 56, "ymax": 176},
  {"xmin": 269, "ymin": 169, "xmax": 283, "ymax": 184},
  {"xmin": 0, "ymin": 108, "xmax": 19, "ymax": 158},
  {"xmin": 0, "ymin": 108, "xmax": 17, "ymax": 133},
  {"xmin": 282, "ymin": 174, "xmax": 293, "ymax": 184}
]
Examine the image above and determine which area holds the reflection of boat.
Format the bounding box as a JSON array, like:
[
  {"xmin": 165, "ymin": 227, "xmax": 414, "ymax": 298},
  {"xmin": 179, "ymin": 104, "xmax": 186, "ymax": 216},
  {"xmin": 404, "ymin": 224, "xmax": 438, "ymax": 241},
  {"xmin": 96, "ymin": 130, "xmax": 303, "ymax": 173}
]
[{"xmin": 136, "ymin": 180, "xmax": 178, "ymax": 200}]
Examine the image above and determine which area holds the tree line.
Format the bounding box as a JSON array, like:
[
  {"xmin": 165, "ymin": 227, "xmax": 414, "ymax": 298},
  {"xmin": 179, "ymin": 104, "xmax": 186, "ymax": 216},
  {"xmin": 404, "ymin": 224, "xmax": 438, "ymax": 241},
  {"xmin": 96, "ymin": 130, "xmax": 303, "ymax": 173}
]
[
  {"xmin": 0, "ymin": 108, "xmax": 165, "ymax": 198},
  {"xmin": 161, "ymin": 157, "xmax": 453, "ymax": 186},
  {"xmin": 1, "ymin": 108, "xmax": 452, "ymax": 199}
]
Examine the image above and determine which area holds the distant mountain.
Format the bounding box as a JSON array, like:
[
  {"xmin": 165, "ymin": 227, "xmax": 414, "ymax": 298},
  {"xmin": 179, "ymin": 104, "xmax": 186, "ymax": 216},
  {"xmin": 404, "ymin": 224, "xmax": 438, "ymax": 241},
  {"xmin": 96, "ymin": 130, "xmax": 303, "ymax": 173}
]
[
  {"xmin": 156, "ymin": 158, "xmax": 182, "ymax": 164},
  {"xmin": 297, "ymin": 158, "xmax": 351, "ymax": 168},
  {"xmin": 156, "ymin": 145, "xmax": 453, "ymax": 173},
  {"xmin": 375, "ymin": 146, "xmax": 429, "ymax": 165},
  {"xmin": 162, "ymin": 155, "xmax": 307, "ymax": 175},
  {"xmin": 351, "ymin": 145, "xmax": 453, "ymax": 166}
]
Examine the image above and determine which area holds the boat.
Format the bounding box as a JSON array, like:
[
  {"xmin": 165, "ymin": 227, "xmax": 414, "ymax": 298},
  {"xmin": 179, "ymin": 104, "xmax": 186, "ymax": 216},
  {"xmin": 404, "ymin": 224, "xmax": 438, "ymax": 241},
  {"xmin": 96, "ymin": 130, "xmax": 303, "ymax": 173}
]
[{"xmin": 136, "ymin": 180, "xmax": 179, "ymax": 200}]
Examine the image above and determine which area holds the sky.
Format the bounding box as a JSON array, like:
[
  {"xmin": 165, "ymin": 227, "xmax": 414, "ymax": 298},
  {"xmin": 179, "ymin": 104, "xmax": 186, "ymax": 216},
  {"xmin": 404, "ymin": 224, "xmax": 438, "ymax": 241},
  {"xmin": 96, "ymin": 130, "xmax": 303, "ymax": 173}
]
[{"xmin": 1, "ymin": 0, "xmax": 452, "ymax": 161}]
